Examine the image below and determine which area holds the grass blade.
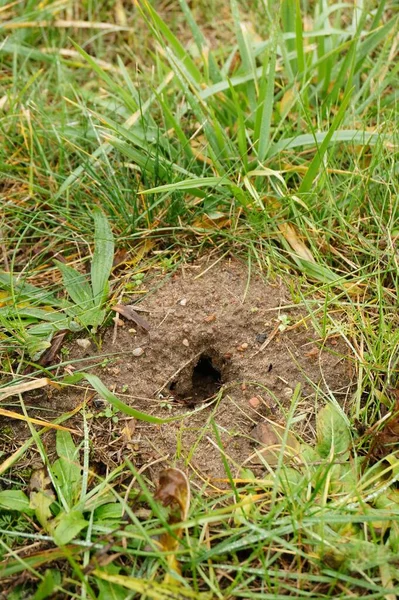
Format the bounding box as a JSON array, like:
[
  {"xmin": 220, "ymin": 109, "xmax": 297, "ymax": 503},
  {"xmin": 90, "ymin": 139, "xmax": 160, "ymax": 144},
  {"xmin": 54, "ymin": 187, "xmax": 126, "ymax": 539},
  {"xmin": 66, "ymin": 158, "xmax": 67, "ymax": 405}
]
[
  {"xmin": 91, "ymin": 208, "xmax": 114, "ymax": 308},
  {"xmin": 298, "ymin": 87, "xmax": 353, "ymax": 194}
]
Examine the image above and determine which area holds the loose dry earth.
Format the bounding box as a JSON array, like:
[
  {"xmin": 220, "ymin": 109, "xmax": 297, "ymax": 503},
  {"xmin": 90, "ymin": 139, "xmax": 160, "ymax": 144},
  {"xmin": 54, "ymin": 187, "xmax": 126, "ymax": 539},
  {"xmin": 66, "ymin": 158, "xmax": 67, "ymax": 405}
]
[{"xmin": 4, "ymin": 257, "xmax": 353, "ymax": 489}]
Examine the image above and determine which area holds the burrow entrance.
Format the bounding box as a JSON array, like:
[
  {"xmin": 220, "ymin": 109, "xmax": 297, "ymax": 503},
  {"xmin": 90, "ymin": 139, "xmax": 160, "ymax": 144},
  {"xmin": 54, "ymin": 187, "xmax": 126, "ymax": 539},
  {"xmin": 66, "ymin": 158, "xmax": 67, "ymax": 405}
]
[{"xmin": 169, "ymin": 350, "xmax": 225, "ymax": 406}]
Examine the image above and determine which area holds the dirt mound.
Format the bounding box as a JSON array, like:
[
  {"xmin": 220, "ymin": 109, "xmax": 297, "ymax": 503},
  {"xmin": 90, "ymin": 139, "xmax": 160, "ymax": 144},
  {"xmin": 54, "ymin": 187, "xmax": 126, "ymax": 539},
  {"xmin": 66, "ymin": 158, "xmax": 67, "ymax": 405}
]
[{"xmin": 4, "ymin": 258, "xmax": 353, "ymax": 485}]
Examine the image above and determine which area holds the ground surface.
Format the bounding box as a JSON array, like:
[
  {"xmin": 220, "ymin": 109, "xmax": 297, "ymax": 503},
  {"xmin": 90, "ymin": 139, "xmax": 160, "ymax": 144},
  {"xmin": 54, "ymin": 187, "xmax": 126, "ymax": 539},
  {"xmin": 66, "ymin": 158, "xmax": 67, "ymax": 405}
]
[{"xmin": 10, "ymin": 258, "xmax": 352, "ymax": 486}]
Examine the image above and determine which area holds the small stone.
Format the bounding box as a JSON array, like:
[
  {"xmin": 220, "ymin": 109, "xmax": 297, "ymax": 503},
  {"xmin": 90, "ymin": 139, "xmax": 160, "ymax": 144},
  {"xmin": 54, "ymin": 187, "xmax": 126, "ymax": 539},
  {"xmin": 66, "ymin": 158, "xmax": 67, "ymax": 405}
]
[
  {"xmin": 237, "ymin": 342, "xmax": 248, "ymax": 352},
  {"xmin": 179, "ymin": 298, "xmax": 188, "ymax": 306},
  {"xmin": 305, "ymin": 347, "xmax": 319, "ymax": 359},
  {"xmin": 283, "ymin": 387, "xmax": 293, "ymax": 399},
  {"xmin": 108, "ymin": 367, "xmax": 121, "ymax": 376},
  {"xmin": 204, "ymin": 314, "xmax": 216, "ymax": 323},
  {"xmin": 249, "ymin": 396, "xmax": 261, "ymax": 409},
  {"xmin": 128, "ymin": 328, "xmax": 137, "ymax": 334},
  {"xmin": 132, "ymin": 347, "xmax": 144, "ymax": 357},
  {"xmin": 76, "ymin": 338, "xmax": 91, "ymax": 350},
  {"xmin": 182, "ymin": 338, "xmax": 189, "ymax": 347},
  {"xmin": 112, "ymin": 316, "xmax": 125, "ymax": 327},
  {"xmin": 256, "ymin": 332, "xmax": 267, "ymax": 344},
  {"xmin": 93, "ymin": 397, "xmax": 106, "ymax": 409}
]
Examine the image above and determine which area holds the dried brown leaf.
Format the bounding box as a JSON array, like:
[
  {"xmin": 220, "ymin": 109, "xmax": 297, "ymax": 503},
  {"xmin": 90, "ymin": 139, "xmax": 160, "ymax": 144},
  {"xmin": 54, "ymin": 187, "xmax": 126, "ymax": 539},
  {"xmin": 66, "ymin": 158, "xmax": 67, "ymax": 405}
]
[
  {"xmin": 155, "ymin": 468, "xmax": 190, "ymax": 521},
  {"xmin": 250, "ymin": 421, "xmax": 300, "ymax": 466},
  {"xmin": 38, "ymin": 330, "xmax": 67, "ymax": 366},
  {"xmin": 279, "ymin": 223, "xmax": 316, "ymax": 263},
  {"xmin": 154, "ymin": 468, "xmax": 191, "ymax": 582},
  {"xmin": 121, "ymin": 419, "xmax": 136, "ymax": 443},
  {"xmin": 112, "ymin": 304, "xmax": 150, "ymax": 331}
]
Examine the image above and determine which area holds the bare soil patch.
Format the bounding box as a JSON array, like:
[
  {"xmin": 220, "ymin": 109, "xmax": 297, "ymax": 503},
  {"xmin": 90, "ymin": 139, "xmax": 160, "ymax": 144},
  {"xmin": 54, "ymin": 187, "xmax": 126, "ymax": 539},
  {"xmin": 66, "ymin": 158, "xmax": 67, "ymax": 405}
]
[{"xmin": 3, "ymin": 258, "xmax": 353, "ymax": 487}]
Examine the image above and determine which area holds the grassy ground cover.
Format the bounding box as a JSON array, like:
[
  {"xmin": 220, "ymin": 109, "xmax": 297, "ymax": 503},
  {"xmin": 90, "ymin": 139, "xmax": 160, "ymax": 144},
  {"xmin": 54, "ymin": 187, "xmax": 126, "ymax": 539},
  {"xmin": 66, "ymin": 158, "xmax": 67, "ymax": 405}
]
[{"xmin": 1, "ymin": 0, "xmax": 399, "ymax": 597}]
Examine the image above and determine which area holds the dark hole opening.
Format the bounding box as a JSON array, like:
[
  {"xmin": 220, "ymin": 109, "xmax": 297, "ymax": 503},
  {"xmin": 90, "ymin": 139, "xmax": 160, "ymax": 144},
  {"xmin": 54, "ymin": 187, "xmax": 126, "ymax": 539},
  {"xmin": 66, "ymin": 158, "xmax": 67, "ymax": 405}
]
[
  {"xmin": 190, "ymin": 354, "xmax": 222, "ymax": 404},
  {"xmin": 169, "ymin": 352, "xmax": 223, "ymax": 406}
]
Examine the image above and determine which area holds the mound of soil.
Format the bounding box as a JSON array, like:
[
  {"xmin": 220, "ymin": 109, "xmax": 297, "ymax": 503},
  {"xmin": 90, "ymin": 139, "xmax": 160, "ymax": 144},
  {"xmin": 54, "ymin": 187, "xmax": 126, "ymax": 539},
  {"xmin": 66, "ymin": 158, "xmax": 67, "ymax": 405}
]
[{"xmin": 4, "ymin": 258, "xmax": 353, "ymax": 486}]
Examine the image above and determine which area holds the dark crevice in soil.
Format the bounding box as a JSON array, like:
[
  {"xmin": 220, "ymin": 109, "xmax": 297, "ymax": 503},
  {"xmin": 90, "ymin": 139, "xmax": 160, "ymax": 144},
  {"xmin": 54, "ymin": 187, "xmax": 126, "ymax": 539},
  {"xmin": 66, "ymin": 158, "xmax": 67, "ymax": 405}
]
[
  {"xmin": 191, "ymin": 353, "xmax": 222, "ymax": 402},
  {"xmin": 169, "ymin": 351, "xmax": 224, "ymax": 405}
]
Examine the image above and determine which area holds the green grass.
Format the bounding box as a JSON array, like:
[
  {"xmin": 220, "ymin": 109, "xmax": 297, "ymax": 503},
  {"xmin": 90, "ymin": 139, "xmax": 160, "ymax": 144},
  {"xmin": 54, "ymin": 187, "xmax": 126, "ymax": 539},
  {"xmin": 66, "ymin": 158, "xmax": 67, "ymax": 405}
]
[{"xmin": 1, "ymin": 0, "xmax": 399, "ymax": 597}]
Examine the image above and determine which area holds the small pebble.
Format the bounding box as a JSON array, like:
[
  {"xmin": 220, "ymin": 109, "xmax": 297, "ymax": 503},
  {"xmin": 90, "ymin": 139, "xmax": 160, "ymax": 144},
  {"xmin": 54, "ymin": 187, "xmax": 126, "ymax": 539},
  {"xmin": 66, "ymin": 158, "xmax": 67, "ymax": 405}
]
[
  {"xmin": 76, "ymin": 338, "xmax": 91, "ymax": 350},
  {"xmin": 182, "ymin": 338, "xmax": 189, "ymax": 347},
  {"xmin": 283, "ymin": 387, "xmax": 293, "ymax": 399},
  {"xmin": 204, "ymin": 314, "xmax": 216, "ymax": 323},
  {"xmin": 305, "ymin": 347, "xmax": 319, "ymax": 358},
  {"xmin": 249, "ymin": 396, "xmax": 261, "ymax": 409},
  {"xmin": 256, "ymin": 332, "xmax": 268, "ymax": 344},
  {"xmin": 112, "ymin": 316, "xmax": 125, "ymax": 327},
  {"xmin": 179, "ymin": 298, "xmax": 188, "ymax": 306},
  {"xmin": 128, "ymin": 328, "xmax": 137, "ymax": 334},
  {"xmin": 237, "ymin": 342, "xmax": 248, "ymax": 352},
  {"xmin": 132, "ymin": 347, "xmax": 144, "ymax": 357},
  {"xmin": 93, "ymin": 397, "xmax": 106, "ymax": 409}
]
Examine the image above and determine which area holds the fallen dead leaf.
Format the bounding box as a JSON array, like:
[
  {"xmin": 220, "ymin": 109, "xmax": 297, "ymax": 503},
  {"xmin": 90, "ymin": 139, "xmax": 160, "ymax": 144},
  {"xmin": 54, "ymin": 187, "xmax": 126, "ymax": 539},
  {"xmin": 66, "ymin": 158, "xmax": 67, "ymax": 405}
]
[
  {"xmin": 279, "ymin": 85, "xmax": 297, "ymax": 114},
  {"xmin": 155, "ymin": 468, "xmax": 190, "ymax": 520},
  {"xmin": 29, "ymin": 468, "xmax": 51, "ymax": 492},
  {"xmin": 37, "ymin": 330, "xmax": 67, "ymax": 367},
  {"xmin": 249, "ymin": 421, "xmax": 300, "ymax": 466},
  {"xmin": 193, "ymin": 212, "xmax": 231, "ymax": 230},
  {"xmin": 279, "ymin": 222, "xmax": 316, "ymax": 263},
  {"xmin": 121, "ymin": 418, "xmax": 136, "ymax": 443},
  {"xmin": 154, "ymin": 468, "xmax": 191, "ymax": 584},
  {"xmin": 112, "ymin": 304, "xmax": 150, "ymax": 331}
]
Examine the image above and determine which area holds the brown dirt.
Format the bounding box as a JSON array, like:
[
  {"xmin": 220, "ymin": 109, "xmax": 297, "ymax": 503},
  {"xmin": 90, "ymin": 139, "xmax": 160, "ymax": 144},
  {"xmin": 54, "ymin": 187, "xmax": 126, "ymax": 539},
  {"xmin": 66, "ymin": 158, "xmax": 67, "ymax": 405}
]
[{"xmin": 3, "ymin": 258, "xmax": 353, "ymax": 488}]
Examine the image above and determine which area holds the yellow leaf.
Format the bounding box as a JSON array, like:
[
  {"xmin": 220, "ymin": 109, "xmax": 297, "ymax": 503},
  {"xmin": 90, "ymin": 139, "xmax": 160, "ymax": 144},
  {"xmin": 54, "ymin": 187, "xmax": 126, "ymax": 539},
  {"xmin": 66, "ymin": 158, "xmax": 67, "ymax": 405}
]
[
  {"xmin": 279, "ymin": 223, "xmax": 316, "ymax": 263},
  {"xmin": 193, "ymin": 212, "xmax": 230, "ymax": 230},
  {"xmin": 114, "ymin": 0, "xmax": 127, "ymax": 26},
  {"xmin": 92, "ymin": 570, "xmax": 212, "ymax": 599},
  {"xmin": 280, "ymin": 86, "xmax": 297, "ymax": 114}
]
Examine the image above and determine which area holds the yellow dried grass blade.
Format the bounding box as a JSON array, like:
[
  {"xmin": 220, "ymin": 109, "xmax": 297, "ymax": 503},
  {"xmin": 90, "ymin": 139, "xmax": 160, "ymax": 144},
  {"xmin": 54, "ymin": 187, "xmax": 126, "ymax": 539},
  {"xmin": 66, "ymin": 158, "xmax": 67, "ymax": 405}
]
[
  {"xmin": 0, "ymin": 403, "xmax": 84, "ymax": 477},
  {"xmin": 0, "ymin": 407, "xmax": 78, "ymax": 433},
  {"xmin": 0, "ymin": 377, "xmax": 59, "ymax": 401},
  {"xmin": 92, "ymin": 569, "xmax": 211, "ymax": 599}
]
